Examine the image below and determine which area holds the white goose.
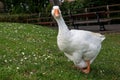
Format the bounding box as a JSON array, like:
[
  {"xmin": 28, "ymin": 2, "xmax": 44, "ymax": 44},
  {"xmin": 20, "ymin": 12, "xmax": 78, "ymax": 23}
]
[{"xmin": 51, "ymin": 6, "xmax": 105, "ymax": 74}]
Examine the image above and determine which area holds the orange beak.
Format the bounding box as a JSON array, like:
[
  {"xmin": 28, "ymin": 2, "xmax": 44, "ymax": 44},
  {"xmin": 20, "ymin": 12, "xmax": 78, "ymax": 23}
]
[{"xmin": 54, "ymin": 9, "xmax": 59, "ymax": 17}]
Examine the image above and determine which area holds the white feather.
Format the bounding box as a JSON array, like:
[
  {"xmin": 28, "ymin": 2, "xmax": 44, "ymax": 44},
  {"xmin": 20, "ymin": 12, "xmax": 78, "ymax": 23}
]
[{"xmin": 52, "ymin": 6, "xmax": 105, "ymax": 68}]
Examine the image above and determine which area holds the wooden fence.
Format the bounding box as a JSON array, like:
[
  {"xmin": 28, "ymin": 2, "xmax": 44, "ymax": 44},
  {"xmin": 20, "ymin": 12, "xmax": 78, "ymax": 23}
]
[{"xmin": 26, "ymin": 4, "xmax": 120, "ymax": 26}]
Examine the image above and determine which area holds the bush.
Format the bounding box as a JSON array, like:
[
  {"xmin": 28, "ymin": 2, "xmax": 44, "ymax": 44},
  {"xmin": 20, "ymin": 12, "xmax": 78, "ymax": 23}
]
[{"xmin": 0, "ymin": 14, "xmax": 30, "ymax": 23}]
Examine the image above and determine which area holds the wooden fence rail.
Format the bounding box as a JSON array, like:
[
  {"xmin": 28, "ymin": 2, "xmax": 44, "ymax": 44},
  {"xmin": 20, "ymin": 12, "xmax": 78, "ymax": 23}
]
[{"xmin": 26, "ymin": 4, "xmax": 120, "ymax": 30}]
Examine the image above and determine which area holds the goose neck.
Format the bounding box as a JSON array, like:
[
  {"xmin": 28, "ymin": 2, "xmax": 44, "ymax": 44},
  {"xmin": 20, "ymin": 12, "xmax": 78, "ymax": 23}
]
[{"xmin": 56, "ymin": 16, "xmax": 69, "ymax": 32}]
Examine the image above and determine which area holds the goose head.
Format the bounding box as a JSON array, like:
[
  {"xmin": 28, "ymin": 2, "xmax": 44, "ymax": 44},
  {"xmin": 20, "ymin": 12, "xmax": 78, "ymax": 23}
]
[{"xmin": 51, "ymin": 6, "xmax": 61, "ymax": 19}]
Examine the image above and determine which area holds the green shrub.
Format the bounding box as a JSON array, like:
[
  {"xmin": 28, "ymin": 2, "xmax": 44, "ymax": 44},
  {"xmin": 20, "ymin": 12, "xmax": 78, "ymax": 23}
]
[{"xmin": 0, "ymin": 14, "xmax": 30, "ymax": 23}]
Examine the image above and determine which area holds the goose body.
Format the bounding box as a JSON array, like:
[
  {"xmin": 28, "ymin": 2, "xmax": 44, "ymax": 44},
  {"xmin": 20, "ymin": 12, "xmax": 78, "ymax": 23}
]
[{"xmin": 51, "ymin": 6, "xmax": 105, "ymax": 73}]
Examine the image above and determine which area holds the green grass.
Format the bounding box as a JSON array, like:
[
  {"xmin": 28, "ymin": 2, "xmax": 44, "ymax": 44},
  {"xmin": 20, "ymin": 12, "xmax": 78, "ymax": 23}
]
[{"xmin": 0, "ymin": 22, "xmax": 120, "ymax": 80}]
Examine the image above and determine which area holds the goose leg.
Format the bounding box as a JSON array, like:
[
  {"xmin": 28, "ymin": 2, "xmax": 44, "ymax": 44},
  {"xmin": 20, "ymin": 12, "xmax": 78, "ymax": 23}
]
[
  {"xmin": 73, "ymin": 65, "xmax": 83, "ymax": 71},
  {"xmin": 81, "ymin": 60, "xmax": 90, "ymax": 74}
]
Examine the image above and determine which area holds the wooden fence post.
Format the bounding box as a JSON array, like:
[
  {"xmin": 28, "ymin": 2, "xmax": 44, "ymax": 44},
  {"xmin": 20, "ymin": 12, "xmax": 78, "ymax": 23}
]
[
  {"xmin": 106, "ymin": 5, "xmax": 110, "ymax": 24},
  {"xmin": 106, "ymin": 5, "xmax": 110, "ymax": 18},
  {"xmin": 85, "ymin": 8, "xmax": 88, "ymax": 25}
]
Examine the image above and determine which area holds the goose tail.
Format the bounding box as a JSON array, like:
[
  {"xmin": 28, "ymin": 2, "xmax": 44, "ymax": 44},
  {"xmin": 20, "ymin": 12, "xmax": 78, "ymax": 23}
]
[{"xmin": 100, "ymin": 35, "xmax": 105, "ymax": 41}]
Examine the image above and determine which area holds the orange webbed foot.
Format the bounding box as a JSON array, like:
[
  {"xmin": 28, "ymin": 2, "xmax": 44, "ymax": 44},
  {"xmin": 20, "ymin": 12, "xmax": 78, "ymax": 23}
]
[{"xmin": 81, "ymin": 60, "xmax": 90, "ymax": 74}]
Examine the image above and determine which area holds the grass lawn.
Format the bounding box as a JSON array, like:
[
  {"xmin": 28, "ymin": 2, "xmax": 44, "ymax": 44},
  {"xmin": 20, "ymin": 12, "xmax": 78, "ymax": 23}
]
[{"xmin": 0, "ymin": 23, "xmax": 120, "ymax": 80}]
